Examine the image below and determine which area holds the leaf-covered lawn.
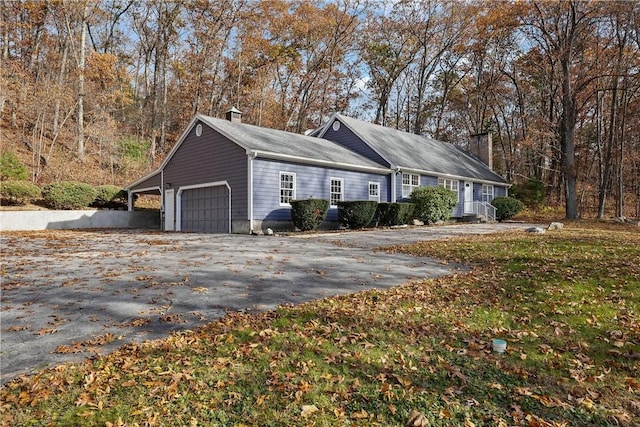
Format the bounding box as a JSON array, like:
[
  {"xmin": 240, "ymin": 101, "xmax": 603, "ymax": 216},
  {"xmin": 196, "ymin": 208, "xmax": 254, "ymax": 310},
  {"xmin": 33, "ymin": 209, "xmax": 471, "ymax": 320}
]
[{"xmin": 1, "ymin": 223, "xmax": 638, "ymax": 426}]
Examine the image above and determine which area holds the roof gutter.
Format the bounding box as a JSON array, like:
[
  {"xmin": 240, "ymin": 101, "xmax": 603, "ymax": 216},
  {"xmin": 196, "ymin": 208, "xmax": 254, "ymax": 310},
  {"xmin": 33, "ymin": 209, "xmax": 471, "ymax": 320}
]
[
  {"xmin": 396, "ymin": 166, "xmax": 511, "ymax": 187},
  {"xmin": 249, "ymin": 150, "xmax": 391, "ymax": 175}
]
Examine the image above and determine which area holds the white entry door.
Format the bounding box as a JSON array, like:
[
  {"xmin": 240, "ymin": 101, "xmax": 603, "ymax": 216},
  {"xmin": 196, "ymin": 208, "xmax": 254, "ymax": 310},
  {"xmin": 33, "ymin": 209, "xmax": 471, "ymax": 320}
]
[
  {"xmin": 464, "ymin": 182, "xmax": 474, "ymax": 214},
  {"xmin": 164, "ymin": 188, "xmax": 175, "ymax": 231}
]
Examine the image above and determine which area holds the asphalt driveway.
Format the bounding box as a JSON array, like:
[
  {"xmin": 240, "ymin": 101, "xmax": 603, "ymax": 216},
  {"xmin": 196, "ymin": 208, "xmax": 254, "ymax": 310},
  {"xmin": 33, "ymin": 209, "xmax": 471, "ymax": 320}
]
[{"xmin": 0, "ymin": 223, "xmax": 533, "ymax": 384}]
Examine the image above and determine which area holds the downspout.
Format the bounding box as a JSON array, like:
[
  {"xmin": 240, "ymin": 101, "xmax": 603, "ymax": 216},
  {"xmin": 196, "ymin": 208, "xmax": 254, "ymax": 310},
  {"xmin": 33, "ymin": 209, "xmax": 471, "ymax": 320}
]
[
  {"xmin": 248, "ymin": 151, "xmax": 258, "ymax": 233},
  {"xmin": 392, "ymin": 167, "xmax": 401, "ymax": 202},
  {"xmin": 127, "ymin": 191, "xmax": 133, "ymax": 211}
]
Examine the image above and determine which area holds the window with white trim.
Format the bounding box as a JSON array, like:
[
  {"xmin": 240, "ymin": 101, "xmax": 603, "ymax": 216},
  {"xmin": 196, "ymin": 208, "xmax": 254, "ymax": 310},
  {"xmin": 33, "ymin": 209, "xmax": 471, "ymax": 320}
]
[
  {"xmin": 402, "ymin": 173, "xmax": 420, "ymax": 198},
  {"xmin": 279, "ymin": 172, "xmax": 296, "ymax": 205},
  {"xmin": 482, "ymin": 184, "xmax": 494, "ymax": 203},
  {"xmin": 438, "ymin": 177, "xmax": 460, "ymax": 200},
  {"xmin": 330, "ymin": 178, "xmax": 343, "ymax": 207},
  {"xmin": 369, "ymin": 182, "xmax": 380, "ymax": 202}
]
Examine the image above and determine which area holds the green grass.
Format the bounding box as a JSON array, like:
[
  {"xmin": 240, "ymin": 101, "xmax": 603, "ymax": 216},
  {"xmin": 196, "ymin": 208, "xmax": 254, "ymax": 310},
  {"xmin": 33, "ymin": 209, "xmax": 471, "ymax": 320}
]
[{"xmin": 1, "ymin": 222, "xmax": 639, "ymax": 426}]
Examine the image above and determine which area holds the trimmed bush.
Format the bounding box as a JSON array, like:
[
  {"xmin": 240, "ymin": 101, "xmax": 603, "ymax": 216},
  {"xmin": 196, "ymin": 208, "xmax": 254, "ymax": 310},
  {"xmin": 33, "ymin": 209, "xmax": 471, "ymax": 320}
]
[
  {"xmin": 290, "ymin": 199, "xmax": 329, "ymax": 231},
  {"xmin": 0, "ymin": 180, "xmax": 41, "ymax": 205},
  {"xmin": 492, "ymin": 196, "xmax": 524, "ymax": 221},
  {"xmin": 0, "ymin": 151, "xmax": 28, "ymax": 181},
  {"xmin": 410, "ymin": 186, "xmax": 457, "ymax": 224},
  {"xmin": 337, "ymin": 200, "xmax": 378, "ymax": 229},
  {"xmin": 42, "ymin": 181, "xmax": 97, "ymax": 210},
  {"xmin": 374, "ymin": 202, "xmax": 415, "ymax": 226},
  {"xmin": 92, "ymin": 185, "xmax": 127, "ymax": 209}
]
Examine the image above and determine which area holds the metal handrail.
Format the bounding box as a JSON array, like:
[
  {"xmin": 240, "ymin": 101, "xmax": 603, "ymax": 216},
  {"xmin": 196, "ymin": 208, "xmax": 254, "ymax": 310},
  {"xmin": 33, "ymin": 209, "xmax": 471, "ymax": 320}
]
[{"xmin": 464, "ymin": 201, "xmax": 496, "ymax": 222}]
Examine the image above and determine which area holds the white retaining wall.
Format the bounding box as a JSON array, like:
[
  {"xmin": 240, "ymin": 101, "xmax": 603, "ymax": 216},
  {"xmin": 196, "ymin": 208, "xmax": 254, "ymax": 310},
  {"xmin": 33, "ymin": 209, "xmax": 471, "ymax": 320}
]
[{"xmin": 0, "ymin": 210, "xmax": 160, "ymax": 232}]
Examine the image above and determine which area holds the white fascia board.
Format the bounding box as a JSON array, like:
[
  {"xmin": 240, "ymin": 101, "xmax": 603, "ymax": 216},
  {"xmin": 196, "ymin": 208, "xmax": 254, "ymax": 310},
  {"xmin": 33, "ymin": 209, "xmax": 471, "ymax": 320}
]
[
  {"xmin": 175, "ymin": 180, "xmax": 231, "ymax": 195},
  {"xmin": 397, "ymin": 166, "xmax": 510, "ymax": 187},
  {"xmin": 129, "ymin": 186, "xmax": 161, "ymax": 194},
  {"xmin": 125, "ymin": 170, "xmax": 161, "ymax": 190},
  {"xmin": 251, "ymin": 150, "xmax": 391, "ymax": 175}
]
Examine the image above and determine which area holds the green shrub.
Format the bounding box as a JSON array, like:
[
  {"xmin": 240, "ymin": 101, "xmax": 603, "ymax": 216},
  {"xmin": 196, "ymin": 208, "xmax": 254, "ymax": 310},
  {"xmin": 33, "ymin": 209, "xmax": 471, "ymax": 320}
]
[
  {"xmin": 374, "ymin": 202, "xmax": 415, "ymax": 226},
  {"xmin": 410, "ymin": 186, "xmax": 457, "ymax": 224},
  {"xmin": 492, "ymin": 196, "xmax": 524, "ymax": 221},
  {"xmin": 337, "ymin": 200, "xmax": 378, "ymax": 229},
  {"xmin": 92, "ymin": 185, "xmax": 127, "ymax": 209},
  {"xmin": 290, "ymin": 199, "xmax": 329, "ymax": 231},
  {"xmin": 0, "ymin": 180, "xmax": 41, "ymax": 205},
  {"xmin": 0, "ymin": 151, "xmax": 28, "ymax": 180},
  {"xmin": 42, "ymin": 181, "xmax": 97, "ymax": 210}
]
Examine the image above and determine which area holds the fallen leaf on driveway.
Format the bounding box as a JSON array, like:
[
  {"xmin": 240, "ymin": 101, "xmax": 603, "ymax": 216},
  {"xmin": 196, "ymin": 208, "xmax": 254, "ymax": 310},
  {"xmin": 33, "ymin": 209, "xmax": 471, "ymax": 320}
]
[{"xmin": 35, "ymin": 328, "xmax": 58, "ymax": 336}]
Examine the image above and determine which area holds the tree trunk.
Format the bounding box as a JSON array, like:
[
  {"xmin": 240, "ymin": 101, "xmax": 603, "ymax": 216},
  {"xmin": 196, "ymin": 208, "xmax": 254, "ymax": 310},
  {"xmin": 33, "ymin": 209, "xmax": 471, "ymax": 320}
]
[
  {"xmin": 616, "ymin": 87, "xmax": 627, "ymax": 218},
  {"xmin": 597, "ymin": 82, "xmax": 618, "ymax": 219},
  {"xmin": 53, "ymin": 42, "xmax": 69, "ymax": 136},
  {"xmin": 1, "ymin": 0, "xmax": 9, "ymax": 60},
  {"xmin": 560, "ymin": 48, "xmax": 579, "ymax": 219},
  {"xmin": 77, "ymin": 1, "xmax": 88, "ymax": 161}
]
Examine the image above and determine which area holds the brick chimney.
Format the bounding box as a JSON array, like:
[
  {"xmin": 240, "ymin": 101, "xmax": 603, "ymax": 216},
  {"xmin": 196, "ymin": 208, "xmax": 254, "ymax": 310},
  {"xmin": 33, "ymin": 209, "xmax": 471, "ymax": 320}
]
[
  {"xmin": 225, "ymin": 106, "xmax": 242, "ymax": 123},
  {"xmin": 468, "ymin": 132, "xmax": 493, "ymax": 169}
]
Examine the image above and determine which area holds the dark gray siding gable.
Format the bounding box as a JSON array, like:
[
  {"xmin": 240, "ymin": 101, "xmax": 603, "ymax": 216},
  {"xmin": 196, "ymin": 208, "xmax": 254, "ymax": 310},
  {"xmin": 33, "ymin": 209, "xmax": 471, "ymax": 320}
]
[
  {"xmin": 252, "ymin": 158, "xmax": 390, "ymax": 222},
  {"xmin": 323, "ymin": 120, "xmax": 391, "ymax": 168},
  {"xmin": 130, "ymin": 171, "xmax": 161, "ymax": 191},
  {"xmin": 163, "ymin": 122, "xmax": 248, "ymax": 221}
]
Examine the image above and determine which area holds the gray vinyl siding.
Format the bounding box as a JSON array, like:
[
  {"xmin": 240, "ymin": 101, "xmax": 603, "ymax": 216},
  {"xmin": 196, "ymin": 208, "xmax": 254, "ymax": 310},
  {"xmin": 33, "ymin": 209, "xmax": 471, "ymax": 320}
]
[
  {"xmin": 162, "ymin": 121, "xmax": 248, "ymax": 221},
  {"xmin": 474, "ymin": 183, "xmax": 508, "ymax": 202},
  {"xmin": 253, "ymin": 159, "xmax": 390, "ymax": 222},
  {"xmin": 323, "ymin": 120, "xmax": 391, "ymax": 167}
]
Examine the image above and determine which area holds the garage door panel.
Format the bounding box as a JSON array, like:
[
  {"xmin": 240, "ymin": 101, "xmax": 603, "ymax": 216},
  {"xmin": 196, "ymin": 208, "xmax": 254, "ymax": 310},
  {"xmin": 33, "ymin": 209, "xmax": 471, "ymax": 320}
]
[{"xmin": 180, "ymin": 186, "xmax": 229, "ymax": 233}]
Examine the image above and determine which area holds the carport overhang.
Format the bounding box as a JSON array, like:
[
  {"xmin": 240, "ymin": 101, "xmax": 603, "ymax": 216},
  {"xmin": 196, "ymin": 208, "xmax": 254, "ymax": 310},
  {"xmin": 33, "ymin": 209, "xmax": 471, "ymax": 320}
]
[
  {"xmin": 127, "ymin": 186, "xmax": 162, "ymax": 211},
  {"xmin": 126, "ymin": 169, "xmax": 163, "ymax": 211}
]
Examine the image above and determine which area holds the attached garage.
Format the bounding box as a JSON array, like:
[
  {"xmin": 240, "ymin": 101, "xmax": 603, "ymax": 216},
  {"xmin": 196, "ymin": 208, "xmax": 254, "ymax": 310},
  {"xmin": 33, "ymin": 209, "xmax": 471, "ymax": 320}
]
[{"xmin": 176, "ymin": 183, "xmax": 230, "ymax": 233}]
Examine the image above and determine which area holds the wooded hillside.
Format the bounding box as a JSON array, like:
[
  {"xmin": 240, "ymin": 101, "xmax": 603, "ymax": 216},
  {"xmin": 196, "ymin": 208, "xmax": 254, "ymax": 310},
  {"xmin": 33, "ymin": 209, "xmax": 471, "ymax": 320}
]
[{"xmin": 1, "ymin": 0, "xmax": 639, "ymax": 219}]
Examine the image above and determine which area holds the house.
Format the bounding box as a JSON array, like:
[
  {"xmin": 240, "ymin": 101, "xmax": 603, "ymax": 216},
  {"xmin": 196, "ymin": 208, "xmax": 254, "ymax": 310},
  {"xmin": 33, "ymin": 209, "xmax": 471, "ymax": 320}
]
[
  {"xmin": 315, "ymin": 113, "xmax": 509, "ymax": 218},
  {"xmin": 126, "ymin": 109, "xmax": 509, "ymax": 233}
]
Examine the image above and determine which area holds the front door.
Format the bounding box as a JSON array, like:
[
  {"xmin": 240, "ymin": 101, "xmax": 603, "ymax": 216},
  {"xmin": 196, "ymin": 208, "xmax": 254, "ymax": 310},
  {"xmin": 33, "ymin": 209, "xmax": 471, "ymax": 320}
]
[
  {"xmin": 164, "ymin": 188, "xmax": 175, "ymax": 231},
  {"xmin": 464, "ymin": 182, "xmax": 474, "ymax": 214}
]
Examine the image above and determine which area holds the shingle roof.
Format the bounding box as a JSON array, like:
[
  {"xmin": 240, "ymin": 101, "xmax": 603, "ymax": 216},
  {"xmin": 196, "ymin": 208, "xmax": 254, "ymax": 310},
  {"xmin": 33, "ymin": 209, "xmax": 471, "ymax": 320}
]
[
  {"xmin": 331, "ymin": 113, "xmax": 508, "ymax": 184},
  {"xmin": 198, "ymin": 115, "xmax": 386, "ymax": 171}
]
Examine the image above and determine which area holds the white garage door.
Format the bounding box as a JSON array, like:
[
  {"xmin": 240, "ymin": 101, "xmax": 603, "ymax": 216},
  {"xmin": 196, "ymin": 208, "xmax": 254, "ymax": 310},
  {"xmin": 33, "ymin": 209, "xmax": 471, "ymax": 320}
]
[{"xmin": 180, "ymin": 186, "xmax": 229, "ymax": 233}]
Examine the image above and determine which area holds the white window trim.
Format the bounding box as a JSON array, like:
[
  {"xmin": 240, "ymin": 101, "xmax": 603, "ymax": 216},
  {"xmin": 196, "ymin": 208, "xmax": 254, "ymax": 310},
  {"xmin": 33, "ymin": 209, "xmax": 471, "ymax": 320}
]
[
  {"xmin": 279, "ymin": 172, "xmax": 296, "ymax": 206},
  {"xmin": 482, "ymin": 184, "xmax": 494, "ymax": 203},
  {"xmin": 402, "ymin": 173, "xmax": 420, "ymax": 198},
  {"xmin": 438, "ymin": 177, "xmax": 460, "ymax": 201},
  {"xmin": 330, "ymin": 177, "xmax": 344, "ymax": 208},
  {"xmin": 369, "ymin": 182, "xmax": 380, "ymax": 202}
]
